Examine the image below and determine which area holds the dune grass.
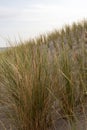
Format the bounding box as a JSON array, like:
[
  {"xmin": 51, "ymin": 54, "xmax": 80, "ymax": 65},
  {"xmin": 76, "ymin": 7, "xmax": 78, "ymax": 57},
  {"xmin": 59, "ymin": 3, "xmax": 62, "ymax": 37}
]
[{"xmin": 0, "ymin": 20, "xmax": 87, "ymax": 130}]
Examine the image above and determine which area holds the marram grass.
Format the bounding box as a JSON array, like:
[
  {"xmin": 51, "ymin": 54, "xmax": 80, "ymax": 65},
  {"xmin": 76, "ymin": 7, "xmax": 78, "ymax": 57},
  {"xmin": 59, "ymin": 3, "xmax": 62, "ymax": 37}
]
[{"xmin": 0, "ymin": 20, "xmax": 87, "ymax": 130}]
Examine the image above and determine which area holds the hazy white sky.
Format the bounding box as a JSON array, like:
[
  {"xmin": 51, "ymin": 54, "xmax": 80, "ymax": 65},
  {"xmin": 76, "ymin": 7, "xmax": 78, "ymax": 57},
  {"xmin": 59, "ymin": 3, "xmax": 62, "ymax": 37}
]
[{"xmin": 0, "ymin": 0, "xmax": 87, "ymax": 47}]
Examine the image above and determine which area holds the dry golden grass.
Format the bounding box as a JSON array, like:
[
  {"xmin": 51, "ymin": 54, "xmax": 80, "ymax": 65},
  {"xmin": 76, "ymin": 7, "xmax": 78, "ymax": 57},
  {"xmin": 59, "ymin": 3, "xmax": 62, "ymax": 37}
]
[{"xmin": 0, "ymin": 20, "xmax": 87, "ymax": 130}]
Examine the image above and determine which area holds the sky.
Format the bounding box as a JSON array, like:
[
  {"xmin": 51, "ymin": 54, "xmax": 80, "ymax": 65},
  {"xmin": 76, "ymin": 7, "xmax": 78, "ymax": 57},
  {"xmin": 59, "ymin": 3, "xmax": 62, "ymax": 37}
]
[{"xmin": 0, "ymin": 0, "xmax": 87, "ymax": 47}]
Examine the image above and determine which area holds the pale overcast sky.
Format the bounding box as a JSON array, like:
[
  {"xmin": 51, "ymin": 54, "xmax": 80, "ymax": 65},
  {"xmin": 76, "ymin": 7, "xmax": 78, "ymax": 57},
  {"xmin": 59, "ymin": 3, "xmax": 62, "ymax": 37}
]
[{"xmin": 0, "ymin": 0, "xmax": 87, "ymax": 47}]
